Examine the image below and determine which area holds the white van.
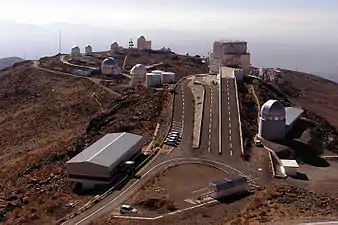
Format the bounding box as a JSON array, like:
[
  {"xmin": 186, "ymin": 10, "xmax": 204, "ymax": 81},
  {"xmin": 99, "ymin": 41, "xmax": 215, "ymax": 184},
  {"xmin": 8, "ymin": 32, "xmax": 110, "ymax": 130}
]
[{"xmin": 120, "ymin": 205, "xmax": 137, "ymax": 214}]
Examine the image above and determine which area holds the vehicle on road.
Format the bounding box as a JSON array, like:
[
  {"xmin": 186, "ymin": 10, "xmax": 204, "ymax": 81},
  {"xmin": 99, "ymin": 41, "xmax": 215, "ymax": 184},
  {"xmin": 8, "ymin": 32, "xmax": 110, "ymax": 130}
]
[
  {"xmin": 254, "ymin": 139, "xmax": 263, "ymax": 147},
  {"xmin": 168, "ymin": 134, "xmax": 181, "ymax": 140},
  {"xmin": 120, "ymin": 205, "xmax": 137, "ymax": 214}
]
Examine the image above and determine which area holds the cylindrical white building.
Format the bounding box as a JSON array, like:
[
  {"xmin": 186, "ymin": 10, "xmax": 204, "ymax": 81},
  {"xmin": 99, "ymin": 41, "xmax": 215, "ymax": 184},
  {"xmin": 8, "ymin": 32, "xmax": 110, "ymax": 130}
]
[
  {"xmin": 84, "ymin": 45, "xmax": 93, "ymax": 55},
  {"xmin": 71, "ymin": 45, "xmax": 81, "ymax": 61},
  {"xmin": 161, "ymin": 72, "xmax": 175, "ymax": 84},
  {"xmin": 146, "ymin": 73, "xmax": 161, "ymax": 87},
  {"xmin": 101, "ymin": 57, "xmax": 122, "ymax": 76},
  {"xmin": 130, "ymin": 64, "xmax": 147, "ymax": 86},
  {"xmin": 259, "ymin": 100, "xmax": 286, "ymax": 140}
]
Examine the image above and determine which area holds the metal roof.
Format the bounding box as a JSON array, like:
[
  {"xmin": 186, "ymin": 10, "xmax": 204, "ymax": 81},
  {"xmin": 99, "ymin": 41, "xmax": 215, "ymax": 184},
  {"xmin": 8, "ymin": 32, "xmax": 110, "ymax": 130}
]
[
  {"xmin": 66, "ymin": 132, "xmax": 142, "ymax": 167},
  {"xmin": 285, "ymin": 107, "xmax": 304, "ymax": 126}
]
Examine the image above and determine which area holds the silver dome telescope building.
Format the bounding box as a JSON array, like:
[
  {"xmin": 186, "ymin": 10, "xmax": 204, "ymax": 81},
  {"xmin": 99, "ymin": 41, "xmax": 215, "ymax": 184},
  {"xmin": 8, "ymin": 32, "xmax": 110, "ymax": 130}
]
[
  {"xmin": 101, "ymin": 57, "xmax": 122, "ymax": 77},
  {"xmin": 258, "ymin": 100, "xmax": 286, "ymax": 140}
]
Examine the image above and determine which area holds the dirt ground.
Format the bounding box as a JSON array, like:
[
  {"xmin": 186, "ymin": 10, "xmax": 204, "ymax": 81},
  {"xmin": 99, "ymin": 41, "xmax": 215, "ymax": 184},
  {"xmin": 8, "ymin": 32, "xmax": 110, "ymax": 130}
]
[
  {"xmin": 94, "ymin": 185, "xmax": 338, "ymax": 225},
  {"xmin": 0, "ymin": 61, "xmax": 172, "ymax": 224},
  {"xmin": 123, "ymin": 164, "xmax": 228, "ymax": 216}
]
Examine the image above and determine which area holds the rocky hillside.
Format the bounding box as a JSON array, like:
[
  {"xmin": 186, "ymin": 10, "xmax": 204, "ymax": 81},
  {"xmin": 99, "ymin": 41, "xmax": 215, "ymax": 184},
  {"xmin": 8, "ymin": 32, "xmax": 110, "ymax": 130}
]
[
  {"xmin": 0, "ymin": 49, "xmax": 206, "ymax": 224},
  {"xmin": 0, "ymin": 57, "xmax": 24, "ymax": 70}
]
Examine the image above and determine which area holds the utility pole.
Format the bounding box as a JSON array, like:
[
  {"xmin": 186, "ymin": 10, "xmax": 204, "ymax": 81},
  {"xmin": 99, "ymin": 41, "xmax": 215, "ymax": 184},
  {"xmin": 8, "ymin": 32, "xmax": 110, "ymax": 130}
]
[{"xmin": 58, "ymin": 29, "xmax": 61, "ymax": 54}]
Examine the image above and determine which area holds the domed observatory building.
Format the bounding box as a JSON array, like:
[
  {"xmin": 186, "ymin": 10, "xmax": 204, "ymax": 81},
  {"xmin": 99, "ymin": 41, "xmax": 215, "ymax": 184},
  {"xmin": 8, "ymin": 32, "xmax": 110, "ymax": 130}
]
[
  {"xmin": 137, "ymin": 36, "xmax": 146, "ymax": 50},
  {"xmin": 101, "ymin": 57, "xmax": 122, "ymax": 78},
  {"xmin": 111, "ymin": 42, "xmax": 119, "ymax": 54},
  {"xmin": 130, "ymin": 64, "xmax": 147, "ymax": 86},
  {"xmin": 71, "ymin": 45, "xmax": 82, "ymax": 61},
  {"xmin": 84, "ymin": 45, "xmax": 93, "ymax": 55},
  {"xmin": 259, "ymin": 100, "xmax": 286, "ymax": 141}
]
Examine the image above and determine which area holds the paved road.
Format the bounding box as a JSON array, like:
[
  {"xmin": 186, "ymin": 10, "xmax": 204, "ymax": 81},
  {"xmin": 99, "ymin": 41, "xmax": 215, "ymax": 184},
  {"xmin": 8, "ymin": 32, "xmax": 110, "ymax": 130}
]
[
  {"xmin": 220, "ymin": 68, "xmax": 242, "ymax": 161},
  {"xmin": 198, "ymin": 84, "xmax": 219, "ymax": 154},
  {"xmin": 64, "ymin": 157, "xmax": 251, "ymax": 225},
  {"xmin": 61, "ymin": 72, "xmax": 254, "ymax": 225}
]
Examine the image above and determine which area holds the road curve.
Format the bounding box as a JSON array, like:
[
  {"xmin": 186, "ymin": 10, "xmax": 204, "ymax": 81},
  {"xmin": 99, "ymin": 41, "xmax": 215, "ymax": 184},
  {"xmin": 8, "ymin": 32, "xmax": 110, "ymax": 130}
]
[{"xmin": 63, "ymin": 157, "xmax": 252, "ymax": 225}]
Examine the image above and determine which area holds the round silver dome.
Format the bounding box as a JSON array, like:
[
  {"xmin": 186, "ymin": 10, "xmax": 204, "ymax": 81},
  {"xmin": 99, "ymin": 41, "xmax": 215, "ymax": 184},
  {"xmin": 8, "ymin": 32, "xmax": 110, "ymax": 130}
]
[
  {"xmin": 261, "ymin": 100, "xmax": 285, "ymax": 118},
  {"xmin": 101, "ymin": 57, "xmax": 118, "ymax": 68}
]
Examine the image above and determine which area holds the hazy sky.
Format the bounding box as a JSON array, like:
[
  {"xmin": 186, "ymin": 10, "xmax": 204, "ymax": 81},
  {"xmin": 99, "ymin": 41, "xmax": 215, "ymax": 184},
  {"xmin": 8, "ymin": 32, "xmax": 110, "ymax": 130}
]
[{"xmin": 1, "ymin": 0, "xmax": 338, "ymax": 31}]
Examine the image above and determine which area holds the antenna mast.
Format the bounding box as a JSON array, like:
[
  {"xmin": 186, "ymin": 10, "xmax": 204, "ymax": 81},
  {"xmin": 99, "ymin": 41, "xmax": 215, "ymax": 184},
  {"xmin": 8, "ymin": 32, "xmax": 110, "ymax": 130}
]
[{"xmin": 58, "ymin": 29, "xmax": 61, "ymax": 54}]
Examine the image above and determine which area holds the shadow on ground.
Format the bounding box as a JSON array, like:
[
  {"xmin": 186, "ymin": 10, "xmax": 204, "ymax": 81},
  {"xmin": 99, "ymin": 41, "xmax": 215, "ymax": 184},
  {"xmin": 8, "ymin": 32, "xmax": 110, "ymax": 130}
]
[
  {"xmin": 289, "ymin": 172, "xmax": 309, "ymax": 181},
  {"xmin": 218, "ymin": 191, "xmax": 252, "ymax": 204}
]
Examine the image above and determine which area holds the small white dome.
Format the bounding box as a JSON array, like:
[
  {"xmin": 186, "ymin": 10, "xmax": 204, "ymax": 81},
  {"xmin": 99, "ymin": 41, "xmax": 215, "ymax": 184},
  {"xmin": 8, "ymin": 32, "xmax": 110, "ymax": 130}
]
[
  {"xmin": 130, "ymin": 64, "xmax": 147, "ymax": 76},
  {"xmin": 111, "ymin": 42, "xmax": 119, "ymax": 48},
  {"xmin": 85, "ymin": 45, "xmax": 92, "ymax": 53},
  {"xmin": 71, "ymin": 45, "xmax": 81, "ymax": 54},
  {"xmin": 261, "ymin": 100, "xmax": 285, "ymax": 118},
  {"xmin": 101, "ymin": 57, "xmax": 118, "ymax": 68}
]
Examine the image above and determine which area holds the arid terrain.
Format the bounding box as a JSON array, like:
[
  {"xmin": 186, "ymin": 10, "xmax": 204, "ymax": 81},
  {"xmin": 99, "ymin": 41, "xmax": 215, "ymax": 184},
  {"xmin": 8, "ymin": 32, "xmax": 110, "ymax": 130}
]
[
  {"xmin": 94, "ymin": 185, "xmax": 338, "ymax": 225},
  {"xmin": 0, "ymin": 49, "xmax": 208, "ymax": 224},
  {"xmin": 1, "ymin": 50, "xmax": 338, "ymax": 225}
]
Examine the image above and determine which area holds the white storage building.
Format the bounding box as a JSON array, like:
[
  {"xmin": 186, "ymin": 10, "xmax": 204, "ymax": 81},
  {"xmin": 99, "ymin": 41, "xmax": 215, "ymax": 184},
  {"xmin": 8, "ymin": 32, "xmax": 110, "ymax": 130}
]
[
  {"xmin": 71, "ymin": 45, "xmax": 82, "ymax": 61},
  {"xmin": 161, "ymin": 72, "xmax": 175, "ymax": 84},
  {"xmin": 209, "ymin": 175, "xmax": 247, "ymax": 199},
  {"xmin": 281, "ymin": 160, "xmax": 299, "ymax": 177},
  {"xmin": 66, "ymin": 132, "xmax": 143, "ymax": 189},
  {"xmin": 146, "ymin": 73, "xmax": 161, "ymax": 87}
]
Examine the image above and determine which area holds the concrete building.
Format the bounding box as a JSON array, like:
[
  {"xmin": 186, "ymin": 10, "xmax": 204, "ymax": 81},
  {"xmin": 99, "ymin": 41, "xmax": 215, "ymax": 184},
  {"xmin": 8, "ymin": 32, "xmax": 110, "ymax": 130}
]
[
  {"xmin": 101, "ymin": 57, "xmax": 122, "ymax": 77},
  {"xmin": 209, "ymin": 41, "xmax": 251, "ymax": 75},
  {"xmin": 71, "ymin": 45, "xmax": 81, "ymax": 61},
  {"xmin": 130, "ymin": 64, "xmax": 147, "ymax": 86},
  {"xmin": 137, "ymin": 36, "xmax": 151, "ymax": 50},
  {"xmin": 209, "ymin": 175, "xmax": 247, "ymax": 199},
  {"xmin": 144, "ymin": 41, "xmax": 152, "ymax": 50},
  {"xmin": 281, "ymin": 160, "xmax": 299, "ymax": 177},
  {"xmin": 259, "ymin": 100, "xmax": 304, "ymax": 141},
  {"xmin": 259, "ymin": 100, "xmax": 286, "ymax": 141},
  {"xmin": 84, "ymin": 45, "xmax": 93, "ymax": 55},
  {"xmin": 146, "ymin": 73, "xmax": 161, "ymax": 87},
  {"xmin": 66, "ymin": 132, "xmax": 143, "ymax": 189}
]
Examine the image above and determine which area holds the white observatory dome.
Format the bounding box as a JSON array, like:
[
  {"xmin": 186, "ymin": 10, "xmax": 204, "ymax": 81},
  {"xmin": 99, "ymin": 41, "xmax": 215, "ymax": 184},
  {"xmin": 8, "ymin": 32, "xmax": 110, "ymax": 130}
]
[
  {"xmin": 111, "ymin": 42, "xmax": 118, "ymax": 49},
  {"xmin": 130, "ymin": 64, "xmax": 147, "ymax": 76},
  {"xmin": 71, "ymin": 45, "xmax": 81, "ymax": 54},
  {"xmin": 85, "ymin": 45, "xmax": 92, "ymax": 54},
  {"xmin": 261, "ymin": 100, "xmax": 285, "ymax": 119}
]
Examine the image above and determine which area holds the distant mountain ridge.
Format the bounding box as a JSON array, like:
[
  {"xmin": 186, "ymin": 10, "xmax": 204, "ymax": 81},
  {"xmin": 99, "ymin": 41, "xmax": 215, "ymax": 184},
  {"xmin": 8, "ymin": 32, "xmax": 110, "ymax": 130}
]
[{"xmin": 0, "ymin": 57, "xmax": 24, "ymax": 70}]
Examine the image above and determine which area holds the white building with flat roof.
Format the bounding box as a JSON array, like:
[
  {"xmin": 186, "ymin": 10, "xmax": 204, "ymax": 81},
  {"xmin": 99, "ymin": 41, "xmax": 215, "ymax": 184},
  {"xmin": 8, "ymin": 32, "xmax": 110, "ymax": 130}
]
[
  {"xmin": 281, "ymin": 159, "xmax": 299, "ymax": 177},
  {"xmin": 66, "ymin": 132, "xmax": 143, "ymax": 189}
]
